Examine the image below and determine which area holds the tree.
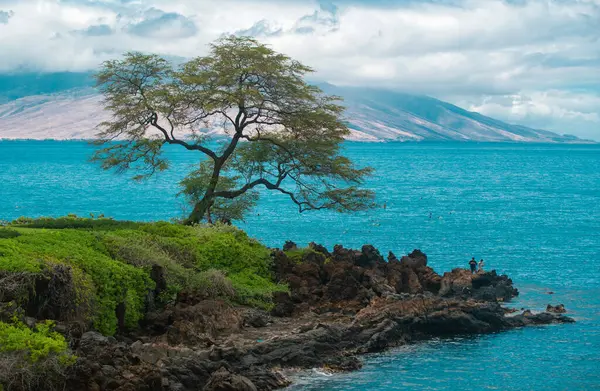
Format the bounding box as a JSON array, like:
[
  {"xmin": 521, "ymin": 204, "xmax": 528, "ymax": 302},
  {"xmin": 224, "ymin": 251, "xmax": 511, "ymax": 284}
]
[{"xmin": 92, "ymin": 36, "xmax": 375, "ymax": 225}]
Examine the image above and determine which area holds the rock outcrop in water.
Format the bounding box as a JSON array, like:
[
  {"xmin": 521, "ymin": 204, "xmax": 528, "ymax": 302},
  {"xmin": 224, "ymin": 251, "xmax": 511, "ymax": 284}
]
[
  {"xmin": 10, "ymin": 243, "xmax": 575, "ymax": 391},
  {"xmin": 547, "ymin": 304, "xmax": 567, "ymax": 313}
]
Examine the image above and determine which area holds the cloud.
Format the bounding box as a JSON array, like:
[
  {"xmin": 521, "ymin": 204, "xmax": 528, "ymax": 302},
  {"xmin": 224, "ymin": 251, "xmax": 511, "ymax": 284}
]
[
  {"xmin": 235, "ymin": 4, "xmax": 338, "ymax": 37},
  {"xmin": 72, "ymin": 23, "xmax": 113, "ymax": 36},
  {"xmin": 126, "ymin": 7, "xmax": 197, "ymax": 39},
  {"xmin": 0, "ymin": 9, "xmax": 13, "ymax": 24},
  {"xmin": 0, "ymin": 0, "xmax": 598, "ymax": 139},
  {"xmin": 458, "ymin": 90, "xmax": 600, "ymax": 140},
  {"xmin": 235, "ymin": 20, "xmax": 283, "ymax": 37}
]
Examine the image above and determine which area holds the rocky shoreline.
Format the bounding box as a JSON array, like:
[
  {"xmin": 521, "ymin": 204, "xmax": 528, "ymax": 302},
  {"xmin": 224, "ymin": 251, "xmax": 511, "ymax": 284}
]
[{"xmin": 51, "ymin": 243, "xmax": 574, "ymax": 391}]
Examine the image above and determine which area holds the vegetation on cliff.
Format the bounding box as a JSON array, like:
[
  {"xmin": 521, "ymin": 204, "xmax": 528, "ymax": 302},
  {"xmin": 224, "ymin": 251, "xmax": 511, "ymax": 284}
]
[
  {"xmin": 0, "ymin": 319, "xmax": 73, "ymax": 363},
  {"xmin": 0, "ymin": 319, "xmax": 75, "ymax": 391},
  {"xmin": 0, "ymin": 217, "xmax": 576, "ymax": 391},
  {"xmin": 0, "ymin": 216, "xmax": 286, "ymax": 336},
  {"xmin": 0, "ymin": 216, "xmax": 289, "ymax": 389}
]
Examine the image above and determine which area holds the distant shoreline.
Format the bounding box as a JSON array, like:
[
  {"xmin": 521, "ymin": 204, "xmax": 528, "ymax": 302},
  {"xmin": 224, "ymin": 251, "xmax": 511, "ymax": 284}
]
[{"xmin": 1, "ymin": 138, "xmax": 597, "ymax": 144}]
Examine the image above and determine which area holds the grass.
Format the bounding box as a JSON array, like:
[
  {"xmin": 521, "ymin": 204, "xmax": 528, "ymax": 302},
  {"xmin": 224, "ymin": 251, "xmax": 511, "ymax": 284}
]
[
  {"xmin": 0, "ymin": 229, "xmax": 21, "ymax": 239},
  {"xmin": 0, "ymin": 216, "xmax": 287, "ymax": 335}
]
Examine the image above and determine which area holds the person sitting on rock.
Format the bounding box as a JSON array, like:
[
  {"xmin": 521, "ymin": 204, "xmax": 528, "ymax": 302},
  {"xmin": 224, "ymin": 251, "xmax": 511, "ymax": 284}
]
[
  {"xmin": 478, "ymin": 259, "xmax": 485, "ymax": 273},
  {"xmin": 469, "ymin": 257, "xmax": 477, "ymax": 274}
]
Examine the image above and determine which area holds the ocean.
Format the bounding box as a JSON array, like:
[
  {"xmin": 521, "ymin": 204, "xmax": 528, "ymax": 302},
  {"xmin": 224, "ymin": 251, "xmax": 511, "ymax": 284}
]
[{"xmin": 1, "ymin": 140, "xmax": 599, "ymax": 390}]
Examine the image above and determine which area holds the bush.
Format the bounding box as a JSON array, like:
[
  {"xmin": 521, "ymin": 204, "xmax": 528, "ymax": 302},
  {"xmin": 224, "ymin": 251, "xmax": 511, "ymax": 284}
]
[
  {"xmin": 102, "ymin": 222, "xmax": 279, "ymax": 305},
  {"xmin": 10, "ymin": 215, "xmax": 139, "ymax": 230},
  {"xmin": 0, "ymin": 239, "xmax": 44, "ymax": 273},
  {"xmin": 284, "ymin": 247, "xmax": 319, "ymax": 264},
  {"xmin": 229, "ymin": 271, "xmax": 288, "ymax": 310},
  {"xmin": 0, "ymin": 320, "xmax": 73, "ymax": 363},
  {"xmin": 103, "ymin": 230, "xmax": 191, "ymax": 286},
  {"xmin": 0, "ymin": 229, "xmax": 20, "ymax": 239},
  {"xmin": 0, "ymin": 230, "xmax": 153, "ymax": 335},
  {"xmin": 193, "ymin": 226, "xmax": 272, "ymax": 278},
  {"xmin": 189, "ymin": 269, "xmax": 236, "ymax": 300},
  {"xmin": 0, "ymin": 272, "xmax": 37, "ymax": 304},
  {"xmin": 1, "ymin": 218, "xmax": 287, "ymax": 334},
  {"xmin": 0, "ymin": 320, "xmax": 75, "ymax": 391}
]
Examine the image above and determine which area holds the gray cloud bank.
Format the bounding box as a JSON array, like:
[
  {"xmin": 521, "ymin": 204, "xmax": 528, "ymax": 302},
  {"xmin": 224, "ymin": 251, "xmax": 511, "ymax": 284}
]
[{"xmin": 0, "ymin": 0, "xmax": 598, "ymax": 139}]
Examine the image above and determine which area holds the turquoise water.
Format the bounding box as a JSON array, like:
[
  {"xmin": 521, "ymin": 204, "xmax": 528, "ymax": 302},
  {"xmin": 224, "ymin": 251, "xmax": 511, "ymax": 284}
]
[{"xmin": 1, "ymin": 140, "xmax": 599, "ymax": 390}]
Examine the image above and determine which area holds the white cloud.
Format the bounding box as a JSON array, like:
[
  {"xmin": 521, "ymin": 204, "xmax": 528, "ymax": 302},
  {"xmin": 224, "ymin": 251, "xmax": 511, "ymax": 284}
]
[
  {"xmin": 0, "ymin": 9, "xmax": 13, "ymax": 24},
  {"xmin": 455, "ymin": 90, "xmax": 600, "ymax": 140},
  {"xmin": 0, "ymin": 0, "xmax": 599, "ymax": 139},
  {"xmin": 126, "ymin": 7, "xmax": 197, "ymax": 39}
]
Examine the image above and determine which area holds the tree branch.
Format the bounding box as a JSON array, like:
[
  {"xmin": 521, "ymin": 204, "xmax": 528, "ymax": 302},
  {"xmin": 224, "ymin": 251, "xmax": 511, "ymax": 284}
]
[{"xmin": 150, "ymin": 114, "xmax": 218, "ymax": 160}]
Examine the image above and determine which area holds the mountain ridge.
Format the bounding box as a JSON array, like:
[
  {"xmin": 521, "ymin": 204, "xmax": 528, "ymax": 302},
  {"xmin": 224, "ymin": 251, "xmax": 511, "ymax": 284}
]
[
  {"xmin": 317, "ymin": 83, "xmax": 586, "ymax": 143},
  {"xmin": 0, "ymin": 77, "xmax": 591, "ymax": 143}
]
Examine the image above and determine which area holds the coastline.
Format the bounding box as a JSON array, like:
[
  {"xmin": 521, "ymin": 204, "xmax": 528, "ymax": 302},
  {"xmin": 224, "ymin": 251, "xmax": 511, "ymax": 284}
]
[
  {"xmin": 63, "ymin": 244, "xmax": 574, "ymax": 391},
  {"xmin": 0, "ymin": 216, "xmax": 582, "ymax": 391},
  {"xmin": 1, "ymin": 137, "xmax": 597, "ymax": 144}
]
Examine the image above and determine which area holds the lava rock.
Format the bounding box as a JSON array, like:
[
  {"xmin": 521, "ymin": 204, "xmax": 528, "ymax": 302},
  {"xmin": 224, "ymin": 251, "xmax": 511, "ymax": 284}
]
[{"xmin": 546, "ymin": 304, "xmax": 566, "ymax": 313}]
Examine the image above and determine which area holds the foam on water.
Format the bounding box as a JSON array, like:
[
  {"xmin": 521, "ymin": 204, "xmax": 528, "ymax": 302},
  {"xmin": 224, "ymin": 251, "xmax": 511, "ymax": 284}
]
[{"xmin": 1, "ymin": 140, "xmax": 599, "ymax": 390}]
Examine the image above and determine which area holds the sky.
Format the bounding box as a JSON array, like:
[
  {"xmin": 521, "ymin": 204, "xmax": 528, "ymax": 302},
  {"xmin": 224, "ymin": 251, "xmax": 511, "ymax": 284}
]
[{"xmin": 0, "ymin": 0, "xmax": 599, "ymax": 139}]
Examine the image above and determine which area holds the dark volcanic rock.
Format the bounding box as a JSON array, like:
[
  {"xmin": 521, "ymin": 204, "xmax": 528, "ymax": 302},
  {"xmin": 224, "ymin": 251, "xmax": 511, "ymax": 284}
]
[
  {"xmin": 242, "ymin": 309, "xmax": 271, "ymax": 328},
  {"xmin": 416, "ymin": 267, "xmax": 442, "ymax": 293},
  {"xmin": 274, "ymin": 245, "xmax": 445, "ymax": 313},
  {"xmin": 438, "ymin": 269, "xmax": 518, "ymax": 302},
  {"xmin": 151, "ymin": 264, "xmax": 168, "ymax": 296},
  {"xmin": 472, "ymin": 271, "xmax": 518, "ymax": 301},
  {"xmin": 271, "ymin": 292, "xmax": 295, "ymax": 317},
  {"xmin": 400, "ymin": 249, "xmax": 428, "ymax": 268},
  {"xmin": 203, "ymin": 368, "xmax": 257, "ymax": 391},
  {"xmin": 356, "ymin": 245, "xmax": 384, "ymax": 267},
  {"xmin": 282, "ymin": 241, "xmax": 297, "ymax": 251},
  {"xmin": 439, "ymin": 268, "xmax": 473, "ymax": 297},
  {"xmin": 508, "ymin": 310, "xmax": 575, "ymax": 326},
  {"xmin": 546, "ymin": 304, "xmax": 566, "ymax": 313},
  {"xmin": 42, "ymin": 242, "xmax": 573, "ymax": 391},
  {"xmin": 273, "ymin": 244, "xmax": 521, "ymax": 317},
  {"xmin": 309, "ymin": 242, "xmax": 330, "ymax": 257}
]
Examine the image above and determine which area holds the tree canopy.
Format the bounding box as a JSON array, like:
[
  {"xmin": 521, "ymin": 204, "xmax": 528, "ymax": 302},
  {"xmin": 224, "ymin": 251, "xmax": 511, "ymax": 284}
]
[{"xmin": 93, "ymin": 35, "xmax": 375, "ymax": 224}]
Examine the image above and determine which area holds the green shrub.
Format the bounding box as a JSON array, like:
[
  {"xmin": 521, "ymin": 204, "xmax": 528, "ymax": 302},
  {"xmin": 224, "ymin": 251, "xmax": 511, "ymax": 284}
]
[
  {"xmin": 0, "ymin": 239, "xmax": 44, "ymax": 273},
  {"xmin": 193, "ymin": 227, "xmax": 272, "ymax": 278},
  {"xmin": 10, "ymin": 215, "xmax": 139, "ymax": 230},
  {"xmin": 285, "ymin": 246, "xmax": 332, "ymax": 265},
  {"xmin": 229, "ymin": 271, "xmax": 288, "ymax": 310},
  {"xmin": 0, "ymin": 229, "xmax": 20, "ymax": 239},
  {"xmin": 0, "ymin": 320, "xmax": 74, "ymax": 364},
  {"xmin": 1, "ymin": 219, "xmax": 286, "ymax": 335},
  {"xmin": 0, "ymin": 320, "xmax": 75, "ymax": 391},
  {"xmin": 139, "ymin": 221, "xmax": 192, "ymax": 238},
  {"xmin": 284, "ymin": 247, "xmax": 320, "ymax": 264},
  {"xmin": 0, "ymin": 230, "xmax": 153, "ymax": 335},
  {"xmin": 189, "ymin": 269, "xmax": 236, "ymax": 300},
  {"xmin": 102, "ymin": 230, "xmax": 192, "ymax": 294}
]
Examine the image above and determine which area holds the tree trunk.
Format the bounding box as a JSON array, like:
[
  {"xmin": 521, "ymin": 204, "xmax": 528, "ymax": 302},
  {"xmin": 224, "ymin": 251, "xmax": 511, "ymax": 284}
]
[
  {"xmin": 184, "ymin": 197, "xmax": 213, "ymax": 225},
  {"xmin": 183, "ymin": 157, "xmax": 225, "ymax": 225},
  {"xmin": 182, "ymin": 132, "xmax": 244, "ymax": 225},
  {"xmin": 206, "ymin": 205, "xmax": 213, "ymax": 224}
]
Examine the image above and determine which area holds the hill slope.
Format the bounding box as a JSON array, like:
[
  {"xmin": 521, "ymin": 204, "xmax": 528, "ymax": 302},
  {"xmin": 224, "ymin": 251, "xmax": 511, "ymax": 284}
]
[
  {"xmin": 318, "ymin": 84, "xmax": 582, "ymax": 142},
  {"xmin": 0, "ymin": 78, "xmax": 585, "ymax": 142}
]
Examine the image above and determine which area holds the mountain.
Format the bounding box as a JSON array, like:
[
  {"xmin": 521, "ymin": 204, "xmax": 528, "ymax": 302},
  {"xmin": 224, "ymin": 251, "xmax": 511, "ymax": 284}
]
[
  {"xmin": 0, "ymin": 89, "xmax": 107, "ymax": 140},
  {"xmin": 0, "ymin": 72, "xmax": 95, "ymax": 104},
  {"xmin": 318, "ymin": 83, "xmax": 583, "ymax": 143},
  {"xmin": 0, "ymin": 74, "xmax": 587, "ymax": 142}
]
